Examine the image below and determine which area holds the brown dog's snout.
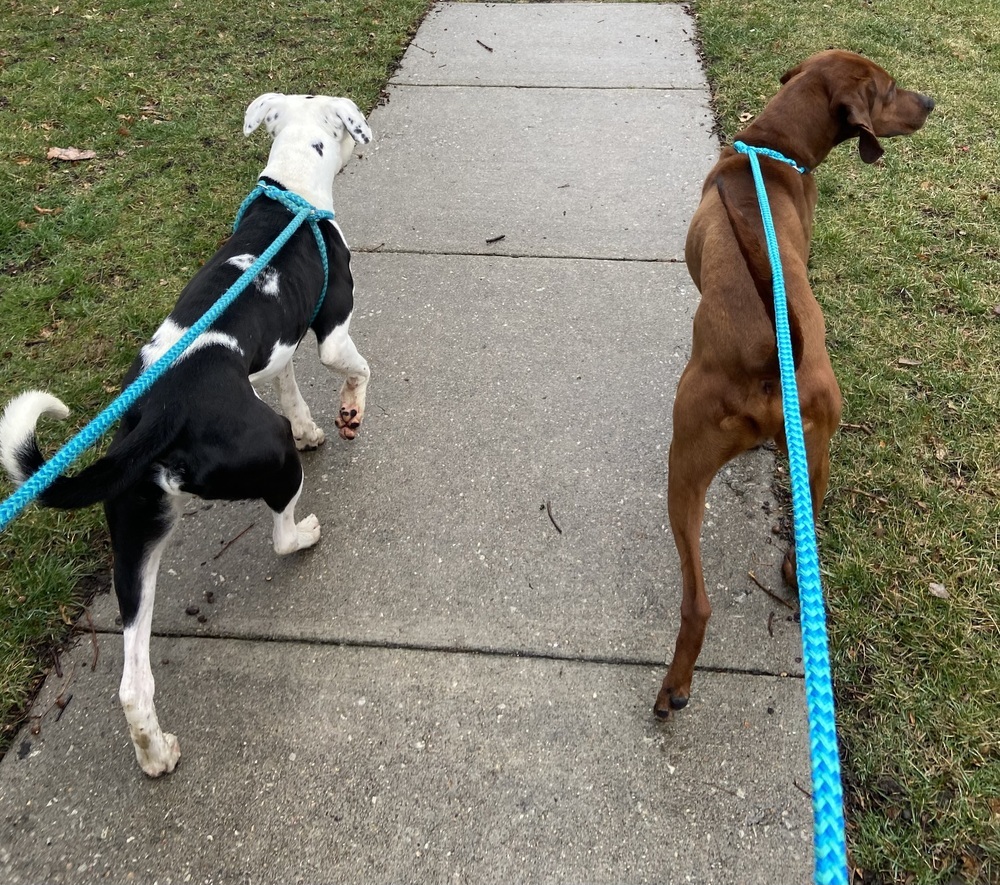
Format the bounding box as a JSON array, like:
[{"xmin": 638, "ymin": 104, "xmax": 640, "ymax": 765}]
[{"xmin": 919, "ymin": 93, "xmax": 935, "ymax": 113}]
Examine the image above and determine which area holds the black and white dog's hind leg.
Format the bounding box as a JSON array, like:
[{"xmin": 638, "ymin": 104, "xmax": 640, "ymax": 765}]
[
  {"xmin": 104, "ymin": 405, "xmax": 320, "ymax": 777},
  {"xmin": 105, "ymin": 486, "xmax": 182, "ymax": 777}
]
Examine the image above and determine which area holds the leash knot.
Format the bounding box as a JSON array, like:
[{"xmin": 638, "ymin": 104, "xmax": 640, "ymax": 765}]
[
  {"xmin": 235, "ymin": 181, "xmax": 336, "ymax": 227},
  {"xmin": 233, "ymin": 181, "xmax": 334, "ymax": 324},
  {"xmin": 733, "ymin": 140, "xmax": 809, "ymax": 175}
]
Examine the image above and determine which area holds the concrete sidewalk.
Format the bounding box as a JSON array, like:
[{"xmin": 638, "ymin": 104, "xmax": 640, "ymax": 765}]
[{"xmin": 0, "ymin": 4, "xmax": 812, "ymax": 882}]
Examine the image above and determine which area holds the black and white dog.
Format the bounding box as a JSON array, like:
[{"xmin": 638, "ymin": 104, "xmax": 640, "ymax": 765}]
[{"xmin": 0, "ymin": 93, "xmax": 373, "ymax": 777}]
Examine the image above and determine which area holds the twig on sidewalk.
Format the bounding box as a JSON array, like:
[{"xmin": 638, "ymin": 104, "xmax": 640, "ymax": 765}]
[
  {"xmin": 748, "ymin": 570, "xmax": 795, "ymax": 610},
  {"xmin": 84, "ymin": 608, "xmax": 99, "ymax": 671},
  {"xmin": 545, "ymin": 500, "xmax": 563, "ymax": 534},
  {"xmin": 213, "ymin": 523, "xmax": 256, "ymax": 560},
  {"xmin": 476, "ymin": 39, "xmax": 494, "ymax": 53}
]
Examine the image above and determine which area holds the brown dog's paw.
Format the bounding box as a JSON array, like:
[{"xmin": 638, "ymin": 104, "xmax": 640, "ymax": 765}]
[{"xmin": 653, "ymin": 684, "xmax": 690, "ymax": 720}]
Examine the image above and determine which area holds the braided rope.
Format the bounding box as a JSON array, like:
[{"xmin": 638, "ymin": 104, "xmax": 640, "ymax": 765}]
[
  {"xmin": 235, "ymin": 182, "xmax": 333, "ymax": 324},
  {"xmin": 0, "ymin": 188, "xmax": 333, "ymax": 532},
  {"xmin": 733, "ymin": 140, "xmax": 848, "ymax": 884}
]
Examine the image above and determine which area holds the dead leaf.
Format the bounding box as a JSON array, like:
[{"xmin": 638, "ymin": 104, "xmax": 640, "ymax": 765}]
[
  {"xmin": 928, "ymin": 582, "xmax": 950, "ymax": 600},
  {"xmin": 46, "ymin": 146, "xmax": 96, "ymax": 162},
  {"xmin": 33, "ymin": 205, "xmax": 60, "ymax": 215},
  {"xmin": 739, "ymin": 111, "xmax": 753, "ymax": 123},
  {"xmin": 897, "ymin": 357, "xmax": 922, "ymax": 367}
]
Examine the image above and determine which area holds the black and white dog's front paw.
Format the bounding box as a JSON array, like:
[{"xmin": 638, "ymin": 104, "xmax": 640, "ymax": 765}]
[{"xmin": 292, "ymin": 420, "xmax": 326, "ymax": 450}]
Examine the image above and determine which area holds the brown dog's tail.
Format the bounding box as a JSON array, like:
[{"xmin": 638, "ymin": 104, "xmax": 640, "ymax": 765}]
[{"xmin": 715, "ymin": 177, "xmax": 803, "ymax": 371}]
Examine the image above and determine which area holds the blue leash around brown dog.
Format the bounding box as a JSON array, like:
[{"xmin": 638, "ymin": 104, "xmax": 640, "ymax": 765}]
[{"xmin": 734, "ymin": 139, "xmax": 848, "ymax": 885}]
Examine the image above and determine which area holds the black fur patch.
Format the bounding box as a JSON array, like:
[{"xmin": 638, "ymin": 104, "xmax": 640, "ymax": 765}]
[{"xmin": 312, "ymin": 141, "xmax": 324, "ymax": 157}]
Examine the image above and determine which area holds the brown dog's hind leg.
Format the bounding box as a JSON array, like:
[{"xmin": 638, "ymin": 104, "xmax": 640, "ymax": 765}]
[
  {"xmin": 655, "ymin": 451, "xmax": 713, "ymax": 717},
  {"xmin": 655, "ymin": 385, "xmax": 752, "ymax": 719}
]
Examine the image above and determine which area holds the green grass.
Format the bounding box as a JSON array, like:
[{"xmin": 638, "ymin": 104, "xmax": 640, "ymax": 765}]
[
  {"xmin": 692, "ymin": 0, "xmax": 1000, "ymax": 881},
  {"xmin": 0, "ymin": 0, "xmax": 431, "ymax": 743}
]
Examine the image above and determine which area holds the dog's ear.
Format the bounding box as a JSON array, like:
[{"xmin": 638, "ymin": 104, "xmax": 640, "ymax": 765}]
[
  {"xmin": 243, "ymin": 93, "xmax": 287, "ymax": 137},
  {"xmin": 329, "ymin": 99, "xmax": 372, "ymax": 145},
  {"xmin": 838, "ymin": 90, "xmax": 884, "ymax": 164}
]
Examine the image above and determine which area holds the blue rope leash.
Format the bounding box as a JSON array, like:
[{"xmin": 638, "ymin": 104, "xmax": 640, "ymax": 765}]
[
  {"xmin": 733, "ymin": 140, "xmax": 848, "ymax": 885},
  {"xmin": 235, "ymin": 181, "xmax": 334, "ymax": 324},
  {"xmin": 0, "ymin": 187, "xmax": 333, "ymax": 533}
]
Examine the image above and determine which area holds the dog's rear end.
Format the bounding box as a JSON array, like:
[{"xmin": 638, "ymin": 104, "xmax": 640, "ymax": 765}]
[{"xmin": 655, "ymin": 51, "xmax": 933, "ymax": 717}]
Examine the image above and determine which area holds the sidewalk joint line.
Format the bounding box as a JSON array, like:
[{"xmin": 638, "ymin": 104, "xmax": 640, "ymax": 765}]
[
  {"xmin": 354, "ymin": 246, "xmax": 684, "ymax": 264},
  {"xmin": 92, "ymin": 625, "xmax": 804, "ymax": 679},
  {"xmin": 388, "ymin": 82, "xmax": 706, "ymax": 93}
]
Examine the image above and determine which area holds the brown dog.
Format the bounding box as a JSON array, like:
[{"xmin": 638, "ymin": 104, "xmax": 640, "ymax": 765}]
[{"xmin": 654, "ymin": 51, "xmax": 933, "ymax": 718}]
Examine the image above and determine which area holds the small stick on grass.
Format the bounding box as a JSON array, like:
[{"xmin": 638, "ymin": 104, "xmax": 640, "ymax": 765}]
[
  {"xmin": 847, "ymin": 487, "xmax": 889, "ymax": 503},
  {"xmin": 840, "ymin": 422, "xmax": 874, "ymax": 435}
]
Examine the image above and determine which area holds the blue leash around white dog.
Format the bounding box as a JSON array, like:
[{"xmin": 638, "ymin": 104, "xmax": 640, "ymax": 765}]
[
  {"xmin": 733, "ymin": 140, "xmax": 849, "ymax": 884},
  {"xmin": 0, "ymin": 184, "xmax": 332, "ymax": 533}
]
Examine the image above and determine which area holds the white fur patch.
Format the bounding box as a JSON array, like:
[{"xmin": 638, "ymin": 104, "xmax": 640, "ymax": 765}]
[
  {"xmin": 227, "ymin": 254, "xmax": 280, "ymax": 297},
  {"xmin": 141, "ymin": 318, "xmax": 243, "ymax": 371},
  {"xmin": 155, "ymin": 466, "xmax": 186, "ymax": 497},
  {"xmin": 0, "ymin": 391, "xmax": 70, "ymax": 483},
  {"xmin": 249, "ymin": 340, "xmax": 298, "ymax": 385}
]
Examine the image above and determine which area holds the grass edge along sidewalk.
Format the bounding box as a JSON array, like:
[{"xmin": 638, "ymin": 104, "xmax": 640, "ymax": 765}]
[{"xmin": 694, "ymin": 0, "xmax": 1000, "ymax": 883}]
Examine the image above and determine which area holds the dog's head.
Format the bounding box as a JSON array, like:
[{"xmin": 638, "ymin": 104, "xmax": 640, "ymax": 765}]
[
  {"xmin": 781, "ymin": 50, "xmax": 934, "ymax": 163},
  {"xmin": 244, "ymin": 93, "xmax": 373, "ymax": 170}
]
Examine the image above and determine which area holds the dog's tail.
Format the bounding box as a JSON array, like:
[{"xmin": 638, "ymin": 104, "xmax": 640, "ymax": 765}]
[
  {"xmin": 715, "ymin": 178, "xmax": 803, "ymax": 370},
  {"xmin": 0, "ymin": 391, "xmax": 176, "ymax": 510}
]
